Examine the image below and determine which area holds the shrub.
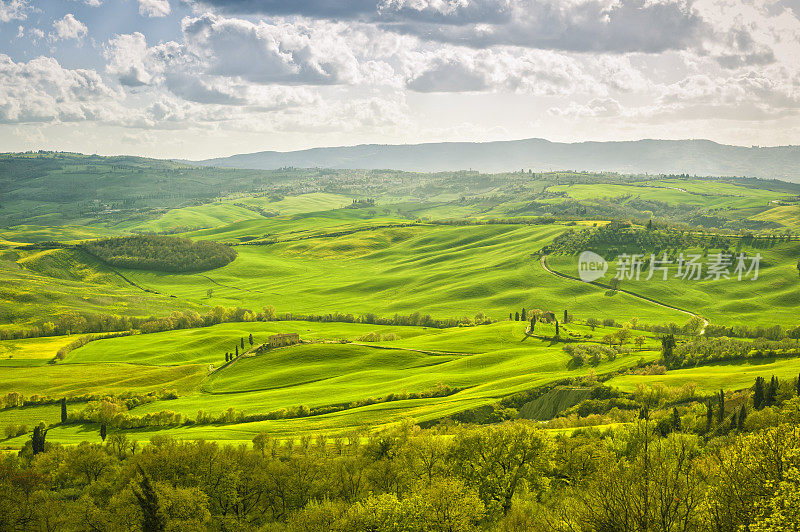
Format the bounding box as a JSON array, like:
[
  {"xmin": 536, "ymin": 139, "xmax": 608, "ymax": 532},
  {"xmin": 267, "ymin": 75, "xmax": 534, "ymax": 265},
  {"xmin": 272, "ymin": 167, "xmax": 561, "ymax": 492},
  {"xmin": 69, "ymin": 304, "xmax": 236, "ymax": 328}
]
[{"xmin": 356, "ymin": 331, "xmax": 383, "ymax": 342}]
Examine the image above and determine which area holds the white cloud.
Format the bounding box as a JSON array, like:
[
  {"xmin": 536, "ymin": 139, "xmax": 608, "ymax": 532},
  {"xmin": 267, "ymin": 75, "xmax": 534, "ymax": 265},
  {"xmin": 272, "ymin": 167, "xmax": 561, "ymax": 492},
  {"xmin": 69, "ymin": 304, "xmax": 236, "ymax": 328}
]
[
  {"xmin": 0, "ymin": 0, "xmax": 29, "ymax": 22},
  {"xmin": 83, "ymin": 0, "xmax": 103, "ymax": 6},
  {"xmin": 549, "ymin": 98, "xmax": 624, "ymax": 118},
  {"xmin": 4, "ymin": 0, "xmax": 798, "ymax": 155},
  {"xmin": 138, "ymin": 0, "xmax": 171, "ymax": 18},
  {"xmin": 194, "ymin": 0, "xmax": 707, "ymax": 54},
  {"xmin": 52, "ymin": 14, "xmax": 88, "ymax": 41},
  {"xmin": 181, "ymin": 14, "xmax": 369, "ymax": 85},
  {"xmin": 104, "ymin": 32, "xmax": 157, "ymax": 86},
  {"xmin": 0, "ymin": 54, "xmax": 123, "ymax": 123},
  {"xmin": 650, "ymin": 69, "xmax": 800, "ymax": 120},
  {"xmin": 406, "ymin": 48, "xmax": 599, "ymax": 95},
  {"xmin": 29, "ymin": 27, "xmax": 45, "ymax": 41},
  {"xmin": 103, "ymin": 30, "xmax": 321, "ymax": 110}
]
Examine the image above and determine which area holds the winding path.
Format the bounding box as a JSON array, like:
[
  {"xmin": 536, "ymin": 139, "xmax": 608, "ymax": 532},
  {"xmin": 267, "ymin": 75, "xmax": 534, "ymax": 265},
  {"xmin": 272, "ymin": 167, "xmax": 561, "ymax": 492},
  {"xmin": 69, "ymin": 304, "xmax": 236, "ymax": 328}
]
[{"xmin": 539, "ymin": 255, "xmax": 708, "ymax": 334}]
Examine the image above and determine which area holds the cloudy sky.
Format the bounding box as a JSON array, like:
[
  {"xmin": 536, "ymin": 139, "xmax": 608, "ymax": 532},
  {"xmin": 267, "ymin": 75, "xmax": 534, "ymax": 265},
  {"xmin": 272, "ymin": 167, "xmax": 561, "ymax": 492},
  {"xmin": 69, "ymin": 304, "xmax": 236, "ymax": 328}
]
[{"xmin": 0, "ymin": 0, "xmax": 798, "ymax": 159}]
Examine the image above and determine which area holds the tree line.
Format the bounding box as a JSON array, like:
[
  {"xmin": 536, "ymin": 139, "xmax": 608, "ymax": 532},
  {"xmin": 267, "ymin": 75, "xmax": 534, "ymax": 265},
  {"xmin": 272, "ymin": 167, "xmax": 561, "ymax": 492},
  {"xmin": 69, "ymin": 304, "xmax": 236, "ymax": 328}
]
[
  {"xmin": 666, "ymin": 336, "xmax": 800, "ymax": 368},
  {"xmin": 1, "ymin": 305, "xmax": 496, "ymax": 342}
]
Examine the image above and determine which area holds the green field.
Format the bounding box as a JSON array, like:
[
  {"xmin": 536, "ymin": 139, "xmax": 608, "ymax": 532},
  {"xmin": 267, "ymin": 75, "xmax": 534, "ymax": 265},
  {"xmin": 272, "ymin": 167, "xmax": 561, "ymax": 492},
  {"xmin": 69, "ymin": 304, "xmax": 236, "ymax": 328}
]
[
  {"xmin": 2, "ymin": 154, "xmax": 800, "ymax": 447},
  {"xmin": 548, "ymin": 181, "xmax": 788, "ymax": 210},
  {"xmin": 607, "ymin": 356, "xmax": 800, "ymax": 393},
  {"xmin": 0, "ymin": 319, "xmax": 661, "ymax": 443},
  {"xmin": 750, "ymin": 205, "xmax": 800, "ymax": 230},
  {"xmin": 547, "ymin": 241, "xmax": 800, "ymax": 327},
  {"xmin": 114, "ymin": 223, "xmax": 693, "ymax": 324},
  {"xmin": 0, "ymin": 334, "xmax": 88, "ymax": 366},
  {"xmin": 63, "ymin": 321, "xmax": 433, "ymax": 366}
]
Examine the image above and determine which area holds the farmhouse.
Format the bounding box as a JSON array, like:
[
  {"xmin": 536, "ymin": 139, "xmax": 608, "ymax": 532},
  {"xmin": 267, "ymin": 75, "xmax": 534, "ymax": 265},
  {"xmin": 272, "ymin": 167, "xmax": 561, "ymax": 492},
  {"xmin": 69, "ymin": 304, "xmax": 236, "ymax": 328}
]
[{"xmin": 268, "ymin": 333, "xmax": 300, "ymax": 347}]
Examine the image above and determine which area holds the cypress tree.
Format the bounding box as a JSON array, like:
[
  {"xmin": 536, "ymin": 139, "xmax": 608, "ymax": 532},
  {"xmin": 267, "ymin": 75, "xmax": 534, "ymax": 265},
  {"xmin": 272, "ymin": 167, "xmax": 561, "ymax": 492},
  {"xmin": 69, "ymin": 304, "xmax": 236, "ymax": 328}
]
[
  {"xmin": 249, "ymin": 333, "xmax": 254, "ymax": 346},
  {"xmin": 521, "ymin": 308, "xmax": 527, "ymax": 321},
  {"xmin": 564, "ymin": 309, "xmax": 568, "ymax": 323},
  {"xmin": 754, "ymin": 376, "xmax": 765, "ymax": 410},
  {"xmin": 240, "ymin": 337, "xmax": 245, "ymax": 350},
  {"xmin": 235, "ymin": 345, "xmax": 239, "ymax": 357},
  {"xmin": 133, "ymin": 467, "xmax": 165, "ymax": 532},
  {"xmin": 796, "ymin": 373, "xmax": 800, "ymax": 396},
  {"xmin": 766, "ymin": 376, "xmax": 778, "ymax": 406},
  {"xmin": 661, "ymin": 335, "xmax": 676, "ymax": 364},
  {"xmin": 60, "ymin": 397, "xmax": 67, "ymax": 424},
  {"xmin": 32, "ymin": 423, "xmax": 47, "ymax": 455},
  {"xmin": 672, "ymin": 407, "xmax": 681, "ymax": 431},
  {"xmin": 717, "ymin": 389, "xmax": 725, "ymax": 424},
  {"xmin": 515, "ymin": 312, "xmax": 519, "ymax": 321},
  {"xmin": 555, "ymin": 320, "xmax": 560, "ymax": 337},
  {"xmin": 529, "ymin": 317, "xmax": 536, "ymax": 332},
  {"xmin": 509, "ymin": 313, "xmax": 513, "ymax": 321},
  {"xmin": 100, "ymin": 422, "xmax": 107, "ymax": 442}
]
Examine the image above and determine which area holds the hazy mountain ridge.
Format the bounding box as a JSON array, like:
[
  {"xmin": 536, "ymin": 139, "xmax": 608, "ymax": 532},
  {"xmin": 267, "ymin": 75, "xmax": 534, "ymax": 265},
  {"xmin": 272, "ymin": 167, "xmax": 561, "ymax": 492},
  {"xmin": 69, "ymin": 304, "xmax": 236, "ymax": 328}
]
[{"xmin": 195, "ymin": 138, "xmax": 800, "ymax": 182}]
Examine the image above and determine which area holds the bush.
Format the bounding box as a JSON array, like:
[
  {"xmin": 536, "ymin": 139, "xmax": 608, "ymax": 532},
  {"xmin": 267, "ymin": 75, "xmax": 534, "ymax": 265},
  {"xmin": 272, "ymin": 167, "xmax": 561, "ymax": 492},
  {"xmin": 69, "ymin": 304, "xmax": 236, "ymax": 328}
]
[
  {"xmin": 631, "ymin": 363, "xmax": 667, "ymax": 375},
  {"xmin": 4, "ymin": 424, "xmax": 26, "ymax": 439},
  {"xmin": 563, "ymin": 343, "xmax": 629, "ymax": 366},
  {"xmin": 356, "ymin": 331, "xmax": 383, "ymax": 342},
  {"xmin": 356, "ymin": 332, "xmax": 400, "ymax": 342}
]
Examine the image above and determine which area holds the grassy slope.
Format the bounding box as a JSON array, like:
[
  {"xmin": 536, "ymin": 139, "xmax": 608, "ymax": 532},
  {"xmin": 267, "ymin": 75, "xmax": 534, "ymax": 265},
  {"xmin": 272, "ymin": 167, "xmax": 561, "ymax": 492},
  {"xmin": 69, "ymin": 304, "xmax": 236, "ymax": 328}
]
[
  {"xmin": 17, "ymin": 248, "xmax": 123, "ymax": 285},
  {"xmin": 546, "ymin": 241, "xmax": 800, "ymax": 327},
  {"xmin": 750, "ymin": 205, "xmax": 800, "ymax": 230},
  {"xmin": 114, "ymin": 192, "xmax": 354, "ymax": 234},
  {"xmin": 185, "ymin": 210, "xmax": 409, "ymax": 244},
  {"xmin": 119, "ymin": 203, "xmax": 266, "ymax": 233},
  {"xmin": 2, "ymin": 179, "xmax": 798, "ymax": 446},
  {"xmin": 0, "ymin": 363, "xmax": 206, "ymax": 397},
  {"xmin": 84, "ymin": 321, "xmax": 658, "ymax": 426},
  {"xmin": 549, "ymin": 181, "xmax": 787, "ymax": 209},
  {"xmin": 232, "ymin": 192, "xmax": 352, "ymax": 215},
  {"xmin": 607, "ymin": 357, "xmax": 800, "ymax": 393},
  {"xmin": 119, "ymin": 223, "xmax": 689, "ymax": 324},
  {"xmin": 64, "ymin": 321, "xmax": 433, "ymax": 366},
  {"xmin": 0, "ymin": 334, "xmax": 88, "ymax": 367},
  {"xmin": 0, "ymin": 251, "xmax": 201, "ymax": 329},
  {"xmin": 0, "ymin": 225, "xmax": 117, "ymax": 244},
  {"xmin": 0, "ymin": 320, "xmax": 660, "ymax": 444}
]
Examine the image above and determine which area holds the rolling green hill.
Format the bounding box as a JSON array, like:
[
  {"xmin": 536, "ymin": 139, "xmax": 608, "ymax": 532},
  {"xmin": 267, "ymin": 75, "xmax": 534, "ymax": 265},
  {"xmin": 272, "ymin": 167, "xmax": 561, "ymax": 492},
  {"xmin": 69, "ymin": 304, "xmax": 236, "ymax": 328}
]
[
  {"xmin": 2, "ymin": 153, "xmax": 800, "ymax": 447},
  {"xmin": 112, "ymin": 223, "xmax": 692, "ymax": 324},
  {"xmin": 14, "ymin": 320, "xmax": 657, "ymax": 440}
]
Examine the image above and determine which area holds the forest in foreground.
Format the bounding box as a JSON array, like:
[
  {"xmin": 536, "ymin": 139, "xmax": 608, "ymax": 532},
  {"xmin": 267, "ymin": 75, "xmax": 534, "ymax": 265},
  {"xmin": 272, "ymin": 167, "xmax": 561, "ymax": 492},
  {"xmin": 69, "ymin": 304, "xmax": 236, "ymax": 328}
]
[{"xmin": 3, "ymin": 381, "xmax": 800, "ymax": 531}]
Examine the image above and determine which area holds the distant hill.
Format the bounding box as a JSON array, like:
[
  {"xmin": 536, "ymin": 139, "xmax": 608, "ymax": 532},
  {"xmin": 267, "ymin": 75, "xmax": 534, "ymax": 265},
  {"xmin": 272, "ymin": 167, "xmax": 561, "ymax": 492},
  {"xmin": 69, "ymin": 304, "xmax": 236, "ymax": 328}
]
[{"xmin": 195, "ymin": 138, "xmax": 800, "ymax": 182}]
